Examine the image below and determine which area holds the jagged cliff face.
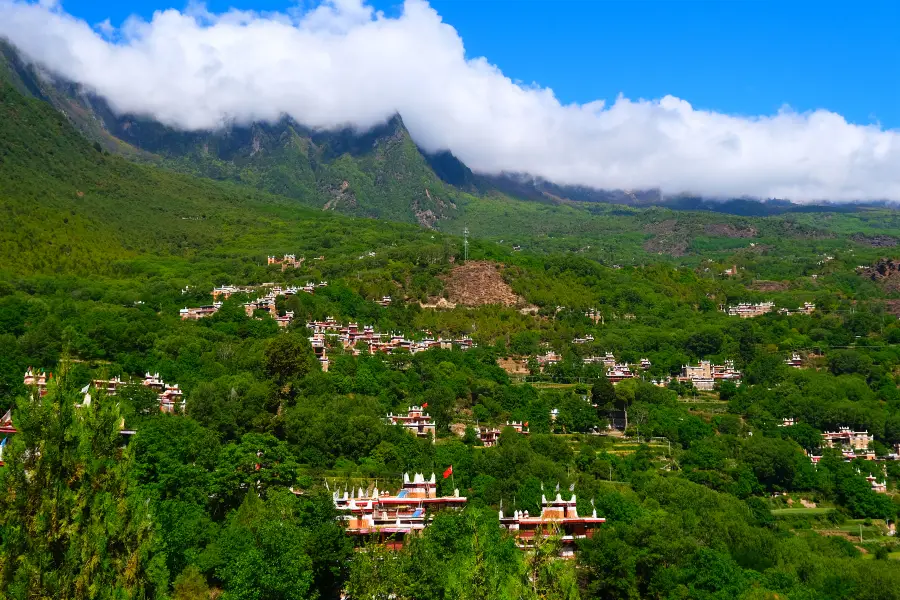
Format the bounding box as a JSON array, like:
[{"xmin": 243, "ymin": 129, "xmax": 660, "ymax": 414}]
[
  {"xmin": 1, "ymin": 38, "xmax": 832, "ymax": 225},
  {"xmin": 0, "ymin": 39, "xmax": 460, "ymax": 227}
]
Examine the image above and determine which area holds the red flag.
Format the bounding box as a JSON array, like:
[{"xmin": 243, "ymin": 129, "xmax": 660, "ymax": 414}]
[
  {"xmin": 422, "ymin": 402, "xmax": 429, "ymax": 408},
  {"xmin": 443, "ymin": 465, "xmax": 453, "ymax": 479}
]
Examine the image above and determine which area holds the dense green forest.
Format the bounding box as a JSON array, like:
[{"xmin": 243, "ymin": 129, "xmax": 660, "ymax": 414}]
[{"xmin": 3, "ymin": 73, "xmax": 900, "ymax": 600}]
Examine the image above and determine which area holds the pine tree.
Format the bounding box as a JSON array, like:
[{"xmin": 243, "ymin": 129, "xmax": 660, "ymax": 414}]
[{"xmin": 0, "ymin": 362, "xmax": 164, "ymax": 599}]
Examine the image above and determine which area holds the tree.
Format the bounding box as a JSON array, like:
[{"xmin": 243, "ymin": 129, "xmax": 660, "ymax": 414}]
[
  {"xmin": 118, "ymin": 381, "xmax": 162, "ymax": 420},
  {"xmin": 0, "ymin": 363, "xmax": 164, "ymax": 598},
  {"xmin": 828, "ymin": 350, "xmax": 872, "ymax": 377},
  {"xmin": 173, "ymin": 565, "xmax": 210, "ymax": 600},
  {"xmin": 523, "ymin": 525, "xmax": 580, "ymax": 600},
  {"xmin": 744, "ymin": 354, "xmax": 787, "ymax": 386},
  {"xmin": 591, "ymin": 376, "xmax": 616, "ymax": 410},
  {"xmin": 216, "ymin": 491, "xmax": 316, "ymax": 600},
  {"xmin": 264, "ymin": 331, "xmax": 320, "ymax": 391},
  {"xmin": 781, "ymin": 422, "xmax": 822, "ymax": 452},
  {"xmin": 211, "ymin": 432, "xmax": 300, "ymax": 514}
]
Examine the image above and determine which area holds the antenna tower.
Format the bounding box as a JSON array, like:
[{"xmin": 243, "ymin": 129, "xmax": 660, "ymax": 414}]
[{"xmin": 463, "ymin": 226, "xmax": 469, "ymax": 262}]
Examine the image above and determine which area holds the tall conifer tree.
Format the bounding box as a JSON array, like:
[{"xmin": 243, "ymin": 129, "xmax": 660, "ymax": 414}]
[{"xmin": 0, "ymin": 363, "xmax": 164, "ymax": 599}]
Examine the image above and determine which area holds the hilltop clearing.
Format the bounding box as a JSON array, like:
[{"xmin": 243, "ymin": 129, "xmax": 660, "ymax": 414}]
[{"xmin": 439, "ymin": 261, "xmax": 523, "ymax": 307}]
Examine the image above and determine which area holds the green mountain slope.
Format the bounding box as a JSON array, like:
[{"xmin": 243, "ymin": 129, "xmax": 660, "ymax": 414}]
[
  {"xmin": 0, "ymin": 41, "xmax": 460, "ymax": 227},
  {"xmin": 6, "ymin": 38, "xmax": 900, "ymax": 277},
  {"xmin": 0, "ymin": 80, "xmax": 460, "ymax": 278}
]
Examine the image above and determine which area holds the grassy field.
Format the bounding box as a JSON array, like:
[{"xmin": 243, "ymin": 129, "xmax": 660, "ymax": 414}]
[{"xmin": 771, "ymin": 507, "xmax": 834, "ymax": 516}]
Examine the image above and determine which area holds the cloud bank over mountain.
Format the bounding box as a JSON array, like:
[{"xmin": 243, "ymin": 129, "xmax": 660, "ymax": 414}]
[{"xmin": 1, "ymin": 0, "xmax": 899, "ymax": 201}]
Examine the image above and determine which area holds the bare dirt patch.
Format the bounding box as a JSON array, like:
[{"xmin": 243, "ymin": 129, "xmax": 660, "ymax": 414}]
[
  {"xmin": 851, "ymin": 233, "xmax": 898, "ymax": 248},
  {"xmin": 859, "ymin": 259, "xmax": 900, "ymax": 294},
  {"xmin": 498, "ymin": 357, "xmax": 530, "ymax": 375},
  {"xmin": 750, "ymin": 280, "xmax": 791, "ymax": 292},
  {"xmin": 881, "ymin": 299, "xmax": 900, "ymax": 317},
  {"xmin": 439, "ymin": 261, "xmax": 523, "ymax": 307},
  {"xmin": 704, "ymin": 223, "xmax": 757, "ymax": 238},
  {"xmin": 643, "ymin": 220, "xmax": 689, "ymax": 256}
]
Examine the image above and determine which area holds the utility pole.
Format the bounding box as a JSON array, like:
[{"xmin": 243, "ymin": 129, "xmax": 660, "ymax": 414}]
[{"xmin": 463, "ymin": 226, "xmax": 469, "ymax": 263}]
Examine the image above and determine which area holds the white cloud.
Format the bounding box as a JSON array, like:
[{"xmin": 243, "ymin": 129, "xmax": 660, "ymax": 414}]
[
  {"xmin": 1, "ymin": 0, "xmax": 899, "ymax": 201},
  {"xmin": 94, "ymin": 18, "xmax": 115, "ymax": 38}
]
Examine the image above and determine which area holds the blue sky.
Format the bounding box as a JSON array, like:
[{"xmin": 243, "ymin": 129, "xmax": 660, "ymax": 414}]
[
  {"xmin": 57, "ymin": 0, "xmax": 900, "ymax": 127},
  {"xmin": 5, "ymin": 0, "xmax": 900, "ymax": 199}
]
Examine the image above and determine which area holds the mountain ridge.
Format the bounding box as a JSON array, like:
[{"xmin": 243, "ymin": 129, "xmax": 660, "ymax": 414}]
[{"xmin": 0, "ymin": 38, "xmax": 885, "ymax": 223}]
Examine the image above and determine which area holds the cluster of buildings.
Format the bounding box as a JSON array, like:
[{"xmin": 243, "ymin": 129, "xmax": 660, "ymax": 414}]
[
  {"xmin": 534, "ymin": 351, "xmax": 651, "ymax": 382},
  {"xmin": 782, "ymin": 421, "xmax": 891, "ymax": 492},
  {"xmin": 179, "ymin": 303, "xmax": 222, "ymax": 320},
  {"xmin": 535, "ymin": 351, "xmax": 561, "ymax": 368},
  {"xmin": 212, "ymin": 285, "xmax": 259, "ymax": 301},
  {"xmin": 786, "ymin": 421, "xmax": 878, "ymax": 462},
  {"xmin": 725, "ymin": 302, "xmax": 775, "ymax": 318},
  {"xmin": 584, "ymin": 308, "xmax": 603, "ymax": 324},
  {"xmin": 821, "ymin": 426, "xmax": 873, "ymax": 451},
  {"xmin": 778, "ymin": 302, "xmax": 816, "ymax": 316},
  {"xmin": 23, "ymin": 368, "xmax": 184, "ymax": 413},
  {"xmin": 267, "ymin": 254, "xmax": 304, "ymax": 270},
  {"xmin": 676, "ymin": 360, "xmax": 742, "ymax": 391},
  {"xmin": 333, "ymin": 473, "xmax": 466, "ymax": 549},
  {"xmin": 331, "ymin": 474, "xmax": 605, "ymax": 557},
  {"xmin": 584, "ymin": 353, "xmax": 652, "ymax": 383},
  {"xmin": 387, "ymin": 406, "xmax": 534, "ymax": 447},
  {"xmin": 307, "ymin": 318, "xmax": 475, "ymax": 372},
  {"xmin": 4, "ymin": 368, "xmax": 168, "ymax": 464},
  {"xmin": 499, "ymin": 486, "xmax": 605, "ymax": 558},
  {"xmin": 724, "ymin": 301, "xmax": 815, "ymax": 319},
  {"xmin": 181, "ymin": 282, "xmax": 327, "ymax": 325}
]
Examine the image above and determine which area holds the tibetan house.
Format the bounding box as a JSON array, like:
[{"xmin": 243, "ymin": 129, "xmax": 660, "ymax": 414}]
[
  {"xmin": 26, "ymin": 370, "xmax": 183, "ymax": 413},
  {"xmin": 822, "ymin": 427, "xmax": 873, "ymax": 451},
  {"xmin": 386, "ymin": 406, "xmax": 436, "ymax": 440},
  {"xmin": 23, "ymin": 368, "xmax": 49, "ymax": 396},
  {"xmin": 499, "ymin": 489, "xmax": 605, "ymax": 558},
  {"xmin": 335, "ymin": 472, "xmax": 467, "ymax": 549}
]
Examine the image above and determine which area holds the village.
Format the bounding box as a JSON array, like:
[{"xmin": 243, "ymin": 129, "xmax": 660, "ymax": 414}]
[
  {"xmin": 723, "ymin": 301, "xmax": 816, "ymax": 318},
  {"xmin": 1, "ymin": 258, "xmax": 889, "ymax": 559},
  {"xmin": 180, "ymin": 281, "xmax": 328, "ymax": 323},
  {"xmin": 306, "ymin": 317, "xmax": 475, "ymax": 372},
  {"xmin": 6, "ymin": 356, "xmax": 898, "ymax": 557},
  {"xmin": 2, "ymin": 368, "xmax": 185, "ymax": 465}
]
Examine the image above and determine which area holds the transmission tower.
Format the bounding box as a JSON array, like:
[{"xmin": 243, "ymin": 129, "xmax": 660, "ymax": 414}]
[{"xmin": 463, "ymin": 226, "xmax": 469, "ymax": 262}]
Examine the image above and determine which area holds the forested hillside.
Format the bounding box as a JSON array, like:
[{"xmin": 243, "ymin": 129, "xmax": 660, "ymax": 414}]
[{"xmin": 3, "ymin": 53, "xmax": 900, "ymax": 600}]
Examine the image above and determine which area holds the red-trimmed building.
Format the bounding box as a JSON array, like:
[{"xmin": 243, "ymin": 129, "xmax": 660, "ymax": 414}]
[
  {"xmin": 23, "ymin": 368, "xmax": 49, "ymax": 396},
  {"xmin": 785, "ymin": 353, "xmax": 804, "ymax": 368},
  {"xmin": 499, "ymin": 489, "xmax": 605, "ymax": 558},
  {"xmin": 605, "ymin": 364, "xmax": 635, "ymax": 384},
  {"xmin": 180, "ymin": 303, "xmax": 222, "ymax": 320},
  {"xmin": 386, "ymin": 406, "xmax": 436, "ymax": 440},
  {"xmin": 335, "ymin": 472, "xmax": 467, "ymax": 549},
  {"xmin": 822, "ymin": 427, "xmax": 872, "ymax": 451}
]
